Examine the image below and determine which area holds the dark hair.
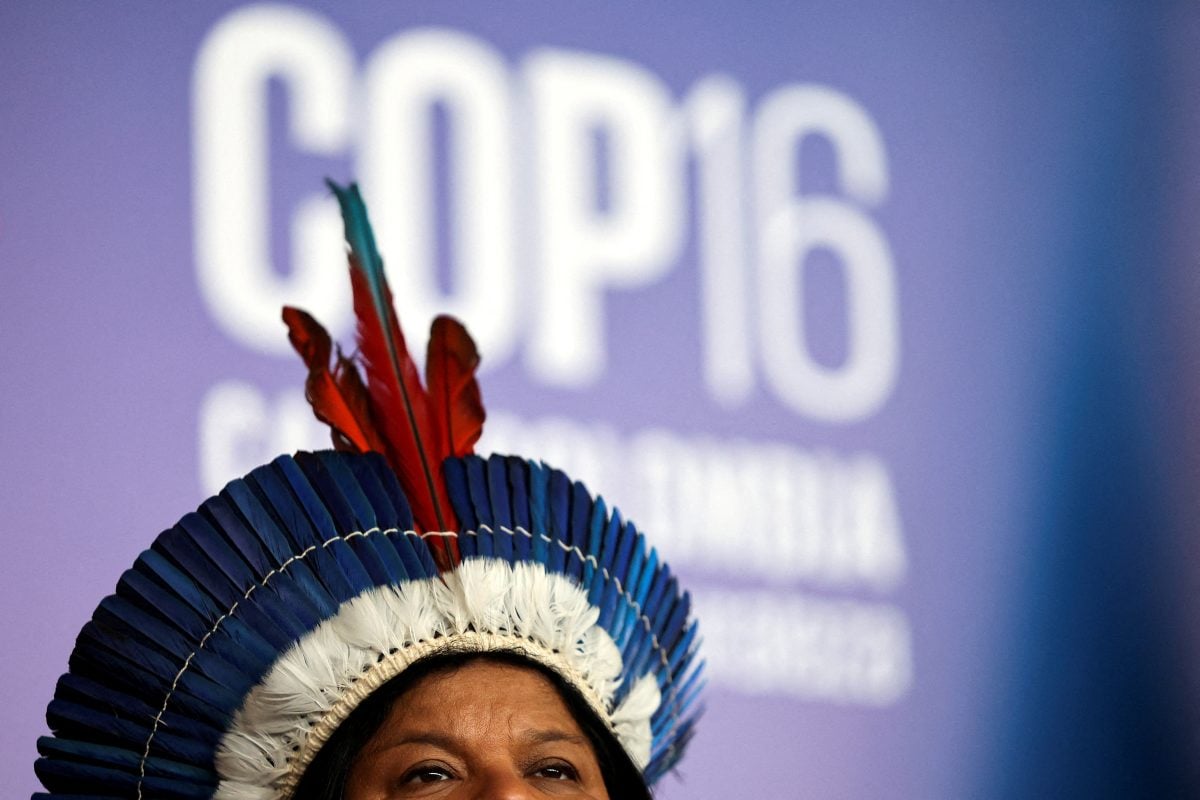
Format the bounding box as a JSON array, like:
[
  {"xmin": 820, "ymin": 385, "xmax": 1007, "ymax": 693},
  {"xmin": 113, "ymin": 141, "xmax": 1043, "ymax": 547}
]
[{"xmin": 291, "ymin": 650, "xmax": 652, "ymax": 800}]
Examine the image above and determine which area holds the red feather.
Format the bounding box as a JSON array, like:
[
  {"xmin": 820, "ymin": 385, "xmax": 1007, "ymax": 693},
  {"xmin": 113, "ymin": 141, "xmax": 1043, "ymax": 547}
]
[
  {"xmin": 282, "ymin": 306, "xmax": 383, "ymax": 454},
  {"xmin": 347, "ymin": 257, "xmax": 461, "ymax": 570},
  {"xmin": 287, "ymin": 181, "xmax": 481, "ymax": 571},
  {"xmin": 426, "ymin": 315, "xmax": 486, "ymax": 458},
  {"xmin": 332, "ymin": 349, "xmax": 382, "ymax": 450}
]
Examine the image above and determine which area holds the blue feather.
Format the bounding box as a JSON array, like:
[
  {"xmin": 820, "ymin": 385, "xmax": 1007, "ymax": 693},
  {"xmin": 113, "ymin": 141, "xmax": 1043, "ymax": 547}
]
[
  {"xmin": 353, "ymin": 454, "xmax": 436, "ymax": 580},
  {"xmin": 346, "ymin": 451, "xmax": 413, "ymax": 526},
  {"xmin": 45, "ymin": 697, "xmax": 144, "ymax": 749},
  {"xmin": 464, "ymin": 456, "xmax": 494, "ymax": 558},
  {"xmin": 152, "ymin": 528, "xmax": 240, "ymax": 610},
  {"xmin": 253, "ymin": 457, "xmax": 357, "ymax": 603},
  {"xmin": 300, "ymin": 453, "xmax": 408, "ymax": 587},
  {"xmin": 92, "ymin": 597, "xmax": 206, "ymax": 672},
  {"xmin": 222, "ymin": 596, "xmax": 296, "ymax": 654},
  {"xmin": 37, "ymin": 736, "xmax": 215, "ymax": 784},
  {"xmin": 33, "ymin": 758, "xmax": 132, "ymax": 795},
  {"xmin": 581, "ymin": 499, "xmax": 606, "ymax": 603},
  {"xmin": 565, "ymin": 482, "xmax": 590, "ymax": 580},
  {"xmin": 612, "ymin": 532, "xmax": 648, "ymax": 647},
  {"xmin": 661, "ymin": 672, "xmax": 704, "ymax": 743},
  {"xmin": 34, "ymin": 754, "xmax": 213, "ymax": 798},
  {"xmin": 132, "ymin": 549, "xmax": 225, "ymax": 624},
  {"xmin": 545, "ymin": 469, "xmax": 571, "ymax": 573},
  {"xmin": 328, "ymin": 454, "xmax": 412, "ymax": 584},
  {"xmin": 54, "ymin": 674, "xmax": 226, "ymax": 752},
  {"xmin": 667, "ymin": 618, "xmax": 700, "ymax": 676},
  {"xmin": 169, "ymin": 513, "xmax": 303, "ymax": 651},
  {"xmin": 620, "ymin": 551, "xmax": 661, "ymax": 676},
  {"xmin": 632, "ymin": 547, "xmax": 657, "ymax": 614},
  {"xmin": 640, "ymin": 563, "xmax": 674, "ymax": 635},
  {"xmin": 603, "ymin": 521, "xmax": 639, "ymax": 646},
  {"xmin": 444, "ymin": 457, "xmax": 478, "ymax": 560},
  {"xmin": 622, "ymin": 613, "xmax": 656, "ymax": 679},
  {"xmin": 195, "ymin": 610, "xmax": 279, "ymax": 680},
  {"xmin": 63, "ymin": 661, "xmax": 159, "ymax": 722},
  {"xmin": 297, "ymin": 451, "xmax": 375, "ymax": 532},
  {"xmin": 199, "ymin": 496, "xmax": 273, "ymax": 576},
  {"xmin": 46, "ymin": 698, "xmax": 210, "ymax": 766},
  {"xmin": 593, "ymin": 512, "xmax": 623, "ymax": 624},
  {"xmin": 175, "ymin": 512, "xmax": 255, "ymax": 589},
  {"xmin": 221, "ymin": 481, "xmax": 328, "ymax": 631},
  {"xmin": 221, "ymin": 480, "xmax": 292, "ymax": 565},
  {"xmin": 171, "ymin": 665, "xmax": 243, "ymax": 720},
  {"xmin": 279, "ymin": 455, "xmax": 375, "ymax": 595},
  {"xmin": 485, "ymin": 455, "xmax": 513, "ymax": 530},
  {"xmin": 443, "ymin": 457, "xmax": 474, "ymax": 524},
  {"xmin": 505, "ymin": 457, "xmax": 533, "ymax": 561},
  {"xmin": 486, "ymin": 455, "xmax": 515, "ymax": 561},
  {"xmin": 656, "ymin": 592, "xmax": 692, "ymax": 675},
  {"xmin": 158, "ymin": 520, "xmax": 309, "ymax": 659},
  {"xmin": 244, "ymin": 459, "xmax": 320, "ymax": 551},
  {"xmin": 54, "ymin": 673, "xmax": 158, "ymax": 726},
  {"xmin": 115, "ymin": 568, "xmax": 207, "ymax": 640},
  {"xmin": 398, "ymin": 527, "xmax": 441, "ymax": 580},
  {"xmin": 72, "ymin": 622, "xmax": 172, "ymax": 695},
  {"xmin": 196, "ymin": 498, "xmax": 311, "ymax": 643},
  {"xmin": 527, "ymin": 461, "xmax": 550, "ymax": 565},
  {"xmin": 673, "ymin": 662, "xmax": 706, "ymax": 720},
  {"xmin": 297, "ymin": 452, "xmax": 395, "ymax": 587},
  {"xmin": 69, "ymin": 606, "xmax": 245, "ymax": 722},
  {"xmin": 645, "ymin": 715, "xmax": 698, "ymax": 784}
]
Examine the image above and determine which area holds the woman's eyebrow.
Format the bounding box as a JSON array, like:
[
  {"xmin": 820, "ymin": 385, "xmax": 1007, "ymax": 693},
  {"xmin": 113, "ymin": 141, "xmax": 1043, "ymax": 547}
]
[
  {"xmin": 370, "ymin": 732, "xmax": 460, "ymax": 753},
  {"xmin": 520, "ymin": 729, "xmax": 590, "ymax": 746},
  {"xmin": 368, "ymin": 729, "xmax": 589, "ymax": 754}
]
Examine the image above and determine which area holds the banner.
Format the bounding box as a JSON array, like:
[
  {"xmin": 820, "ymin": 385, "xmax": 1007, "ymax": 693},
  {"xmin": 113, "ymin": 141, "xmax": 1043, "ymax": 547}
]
[{"xmin": 2, "ymin": 3, "xmax": 1195, "ymax": 797}]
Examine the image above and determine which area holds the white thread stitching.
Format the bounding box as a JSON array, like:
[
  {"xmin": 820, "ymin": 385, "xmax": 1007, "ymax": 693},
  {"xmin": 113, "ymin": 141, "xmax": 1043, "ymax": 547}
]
[{"xmin": 136, "ymin": 524, "xmax": 689, "ymax": 796}]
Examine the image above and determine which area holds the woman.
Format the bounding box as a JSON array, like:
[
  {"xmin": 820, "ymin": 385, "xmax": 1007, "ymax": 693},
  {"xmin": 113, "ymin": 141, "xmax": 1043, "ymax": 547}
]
[
  {"xmin": 33, "ymin": 183, "xmax": 701, "ymax": 800},
  {"xmin": 292, "ymin": 652, "xmax": 650, "ymax": 799}
]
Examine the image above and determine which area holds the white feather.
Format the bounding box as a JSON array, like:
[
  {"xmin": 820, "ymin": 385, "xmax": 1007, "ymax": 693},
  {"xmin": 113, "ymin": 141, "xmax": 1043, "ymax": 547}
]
[{"xmin": 611, "ymin": 673, "xmax": 661, "ymax": 769}]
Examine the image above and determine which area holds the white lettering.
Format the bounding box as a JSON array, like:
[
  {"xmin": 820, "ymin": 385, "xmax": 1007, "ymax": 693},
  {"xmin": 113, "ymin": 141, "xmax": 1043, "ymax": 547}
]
[
  {"xmin": 482, "ymin": 411, "xmax": 906, "ymax": 588},
  {"xmin": 685, "ymin": 75, "xmax": 754, "ymax": 406},
  {"xmin": 193, "ymin": 5, "xmax": 352, "ymax": 354},
  {"xmin": 699, "ymin": 588, "xmax": 912, "ymax": 704},
  {"xmin": 752, "ymin": 85, "xmax": 899, "ymax": 421},
  {"xmin": 524, "ymin": 50, "xmax": 684, "ymax": 385},
  {"xmin": 360, "ymin": 29, "xmax": 518, "ymax": 367},
  {"xmin": 193, "ymin": 16, "xmax": 901, "ymax": 420}
]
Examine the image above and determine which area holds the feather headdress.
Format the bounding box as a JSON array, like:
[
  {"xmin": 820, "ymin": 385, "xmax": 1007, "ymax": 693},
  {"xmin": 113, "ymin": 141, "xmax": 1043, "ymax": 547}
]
[{"xmin": 33, "ymin": 182, "xmax": 703, "ymax": 800}]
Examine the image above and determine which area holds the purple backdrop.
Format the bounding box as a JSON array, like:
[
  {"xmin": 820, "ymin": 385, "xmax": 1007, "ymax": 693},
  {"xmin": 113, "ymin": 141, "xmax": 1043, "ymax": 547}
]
[{"xmin": 3, "ymin": 3, "xmax": 1197, "ymax": 798}]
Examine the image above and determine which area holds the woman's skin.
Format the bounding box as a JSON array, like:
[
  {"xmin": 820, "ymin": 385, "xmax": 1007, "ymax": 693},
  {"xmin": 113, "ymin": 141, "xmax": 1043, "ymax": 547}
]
[{"xmin": 345, "ymin": 661, "xmax": 613, "ymax": 799}]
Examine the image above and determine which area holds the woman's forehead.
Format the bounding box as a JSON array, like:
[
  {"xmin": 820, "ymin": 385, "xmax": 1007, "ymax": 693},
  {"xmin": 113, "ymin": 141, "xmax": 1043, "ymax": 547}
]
[{"xmin": 368, "ymin": 660, "xmax": 590, "ymax": 745}]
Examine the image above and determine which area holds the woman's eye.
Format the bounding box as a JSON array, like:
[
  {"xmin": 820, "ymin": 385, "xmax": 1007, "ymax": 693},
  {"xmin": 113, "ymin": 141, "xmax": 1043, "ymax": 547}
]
[
  {"xmin": 402, "ymin": 765, "xmax": 454, "ymax": 784},
  {"xmin": 533, "ymin": 762, "xmax": 579, "ymax": 781}
]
